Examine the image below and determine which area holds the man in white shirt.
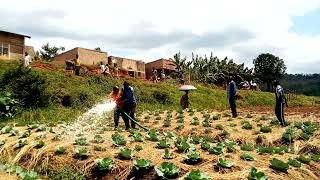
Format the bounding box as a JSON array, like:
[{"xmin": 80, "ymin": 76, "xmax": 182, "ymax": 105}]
[
  {"xmin": 100, "ymin": 62, "xmax": 105, "ymax": 72},
  {"xmin": 23, "ymin": 52, "xmax": 31, "ymax": 68}
]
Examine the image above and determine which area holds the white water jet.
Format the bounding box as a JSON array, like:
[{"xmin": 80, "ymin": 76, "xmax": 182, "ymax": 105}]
[{"xmin": 65, "ymin": 99, "xmax": 116, "ymax": 141}]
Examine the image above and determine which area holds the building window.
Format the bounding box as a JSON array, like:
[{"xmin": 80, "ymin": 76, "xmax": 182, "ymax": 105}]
[{"xmin": 0, "ymin": 43, "xmax": 9, "ymax": 56}]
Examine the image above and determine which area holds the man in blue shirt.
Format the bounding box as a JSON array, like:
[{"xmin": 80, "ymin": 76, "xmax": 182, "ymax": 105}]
[
  {"xmin": 121, "ymin": 81, "xmax": 137, "ymax": 129},
  {"xmin": 273, "ymin": 80, "xmax": 288, "ymax": 126},
  {"xmin": 227, "ymin": 80, "xmax": 237, "ymax": 118}
]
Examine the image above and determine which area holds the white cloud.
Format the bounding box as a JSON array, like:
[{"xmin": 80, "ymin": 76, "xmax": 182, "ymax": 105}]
[{"xmin": 1, "ymin": 0, "xmax": 320, "ymax": 73}]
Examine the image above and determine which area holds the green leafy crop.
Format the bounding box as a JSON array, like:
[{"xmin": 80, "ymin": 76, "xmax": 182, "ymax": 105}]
[
  {"xmin": 288, "ymin": 158, "xmax": 301, "ymax": 167},
  {"xmin": 96, "ymin": 157, "xmax": 114, "ymax": 171},
  {"xmin": 74, "ymin": 147, "xmax": 89, "ymax": 160},
  {"xmin": 217, "ymin": 158, "xmax": 233, "ymax": 168},
  {"xmin": 74, "ymin": 137, "xmax": 88, "ymax": 146},
  {"xmin": 185, "ymin": 169, "xmax": 211, "ymax": 180},
  {"xmin": 248, "ymin": 167, "xmax": 267, "ymax": 180},
  {"xmin": 133, "ymin": 159, "xmax": 153, "ymax": 171},
  {"xmin": 241, "ymin": 153, "xmax": 254, "ymax": 161},
  {"xmin": 118, "ymin": 148, "xmax": 134, "ymax": 160},
  {"xmin": 155, "ymin": 162, "xmax": 180, "ymax": 179},
  {"xmin": 260, "ymin": 126, "xmax": 272, "ymax": 133},
  {"xmin": 112, "ymin": 132, "xmax": 126, "ymax": 146},
  {"xmin": 270, "ymin": 158, "xmax": 289, "ymax": 173},
  {"xmin": 157, "ymin": 138, "xmax": 171, "ymax": 149}
]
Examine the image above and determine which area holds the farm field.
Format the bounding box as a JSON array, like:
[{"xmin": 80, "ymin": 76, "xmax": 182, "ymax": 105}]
[{"xmin": 0, "ymin": 107, "xmax": 319, "ymax": 180}]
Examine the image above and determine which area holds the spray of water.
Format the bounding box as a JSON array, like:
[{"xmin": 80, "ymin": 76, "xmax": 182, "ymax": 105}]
[{"xmin": 64, "ymin": 99, "xmax": 116, "ymax": 141}]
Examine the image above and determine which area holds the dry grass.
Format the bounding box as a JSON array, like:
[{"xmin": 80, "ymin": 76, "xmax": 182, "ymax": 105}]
[{"xmin": 0, "ymin": 109, "xmax": 319, "ymax": 180}]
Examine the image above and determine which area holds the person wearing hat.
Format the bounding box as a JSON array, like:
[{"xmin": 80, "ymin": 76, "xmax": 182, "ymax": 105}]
[
  {"xmin": 273, "ymin": 80, "xmax": 288, "ymax": 126},
  {"xmin": 109, "ymin": 86, "xmax": 124, "ymax": 129},
  {"xmin": 121, "ymin": 81, "xmax": 137, "ymax": 129},
  {"xmin": 180, "ymin": 90, "xmax": 189, "ymax": 109}
]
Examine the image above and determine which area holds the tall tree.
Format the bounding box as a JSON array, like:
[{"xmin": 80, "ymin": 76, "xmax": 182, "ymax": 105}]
[
  {"xmin": 253, "ymin": 53, "xmax": 286, "ymax": 92},
  {"xmin": 40, "ymin": 43, "xmax": 65, "ymax": 61}
]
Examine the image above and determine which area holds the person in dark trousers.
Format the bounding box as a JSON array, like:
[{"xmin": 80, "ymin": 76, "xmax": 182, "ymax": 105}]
[
  {"xmin": 109, "ymin": 86, "xmax": 124, "ymax": 130},
  {"xmin": 273, "ymin": 80, "xmax": 288, "ymax": 126},
  {"xmin": 121, "ymin": 81, "xmax": 137, "ymax": 129},
  {"xmin": 74, "ymin": 54, "xmax": 81, "ymax": 76},
  {"xmin": 227, "ymin": 80, "xmax": 237, "ymax": 118},
  {"xmin": 180, "ymin": 91, "xmax": 189, "ymax": 110}
]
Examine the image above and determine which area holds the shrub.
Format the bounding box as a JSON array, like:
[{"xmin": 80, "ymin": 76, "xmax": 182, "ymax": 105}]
[
  {"xmin": 152, "ymin": 90, "xmax": 173, "ymax": 104},
  {"xmin": 0, "ymin": 66, "xmax": 49, "ymax": 108},
  {"xmin": 0, "ymin": 92, "xmax": 19, "ymax": 118}
]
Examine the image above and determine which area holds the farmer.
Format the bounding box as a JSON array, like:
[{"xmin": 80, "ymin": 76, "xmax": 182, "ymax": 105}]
[
  {"xmin": 109, "ymin": 86, "xmax": 124, "ymax": 129},
  {"xmin": 100, "ymin": 61, "xmax": 105, "ymax": 73},
  {"xmin": 273, "ymin": 80, "xmax": 288, "ymax": 126},
  {"xmin": 227, "ymin": 79, "xmax": 237, "ymax": 118},
  {"xmin": 74, "ymin": 54, "xmax": 81, "ymax": 76},
  {"xmin": 160, "ymin": 70, "xmax": 166, "ymax": 81},
  {"xmin": 121, "ymin": 81, "xmax": 137, "ymax": 129},
  {"xmin": 23, "ymin": 52, "xmax": 31, "ymax": 68},
  {"xmin": 152, "ymin": 67, "xmax": 158, "ymax": 83},
  {"xmin": 180, "ymin": 90, "xmax": 189, "ymax": 109}
]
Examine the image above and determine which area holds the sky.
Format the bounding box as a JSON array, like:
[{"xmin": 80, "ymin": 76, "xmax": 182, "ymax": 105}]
[{"xmin": 1, "ymin": 0, "xmax": 320, "ymax": 73}]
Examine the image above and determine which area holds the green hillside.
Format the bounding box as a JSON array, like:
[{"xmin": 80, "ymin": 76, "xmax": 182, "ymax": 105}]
[{"xmin": 0, "ymin": 60, "xmax": 319, "ymax": 125}]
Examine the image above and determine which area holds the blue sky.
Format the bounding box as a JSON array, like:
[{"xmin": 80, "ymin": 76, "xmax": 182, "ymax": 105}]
[{"xmin": 290, "ymin": 9, "xmax": 320, "ymax": 36}]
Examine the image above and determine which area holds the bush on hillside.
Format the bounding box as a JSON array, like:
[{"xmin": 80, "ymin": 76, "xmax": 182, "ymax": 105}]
[
  {"xmin": 152, "ymin": 90, "xmax": 173, "ymax": 105},
  {"xmin": 0, "ymin": 66, "xmax": 50, "ymax": 108},
  {"xmin": 0, "ymin": 92, "xmax": 19, "ymax": 118}
]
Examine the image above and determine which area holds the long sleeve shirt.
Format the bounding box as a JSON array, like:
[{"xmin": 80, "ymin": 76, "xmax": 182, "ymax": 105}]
[
  {"xmin": 121, "ymin": 86, "xmax": 136, "ymax": 105},
  {"xmin": 227, "ymin": 80, "xmax": 237, "ymax": 99},
  {"xmin": 275, "ymin": 85, "xmax": 286, "ymax": 104}
]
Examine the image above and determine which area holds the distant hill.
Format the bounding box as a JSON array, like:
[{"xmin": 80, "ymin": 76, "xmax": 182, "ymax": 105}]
[{"xmin": 281, "ymin": 74, "xmax": 320, "ymax": 96}]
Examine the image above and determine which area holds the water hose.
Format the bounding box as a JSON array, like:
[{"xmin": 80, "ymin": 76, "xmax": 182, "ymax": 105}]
[{"xmin": 121, "ymin": 110, "xmax": 149, "ymax": 132}]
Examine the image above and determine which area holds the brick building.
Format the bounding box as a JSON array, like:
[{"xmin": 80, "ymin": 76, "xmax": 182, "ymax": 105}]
[
  {"xmin": 145, "ymin": 58, "xmax": 176, "ymax": 79},
  {"xmin": 0, "ymin": 30, "xmax": 31, "ymax": 60},
  {"xmin": 108, "ymin": 56, "xmax": 146, "ymax": 79},
  {"xmin": 53, "ymin": 47, "xmax": 108, "ymax": 65}
]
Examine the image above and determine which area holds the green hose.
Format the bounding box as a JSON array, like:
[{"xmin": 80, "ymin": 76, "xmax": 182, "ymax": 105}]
[{"xmin": 121, "ymin": 110, "xmax": 149, "ymax": 132}]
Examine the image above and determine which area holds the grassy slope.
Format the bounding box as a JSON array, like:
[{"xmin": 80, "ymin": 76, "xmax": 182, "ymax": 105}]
[{"xmin": 0, "ymin": 60, "xmax": 319, "ymax": 124}]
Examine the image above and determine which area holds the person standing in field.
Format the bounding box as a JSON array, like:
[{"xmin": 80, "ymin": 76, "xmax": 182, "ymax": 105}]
[
  {"xmin": 74, "ymin": 54, "xmax": 81, "ymax": 76},
  {"xmin": 152, "ymin": 67, "xmax": 158, "ymax": 83},
  {"xmin": 273, "ymin": 80, "xmax": 288, "ymax": 126},
  {"xmin": 109, "ymin": 86, "xmax": 124, "ymax": 130},
  {"xmin": 227, "ymin": 80, "xmax": 237, "ymax": 118},
  {"xmin": 160, "ymin": 70, "xmax": 166, "ymax": 81},
  {"xmin": 121, "ymin": 81, "xmax": 137, "ymax": 129},
  {"xmin": 23, "ymin": 52, "xmax": 31, "ymax": 68},
  {"xmin": 180, "ymin": 91, "xmax": 189, "ymax": 109},
  {"xmin": 100, "ymin": 61, "xmax": 105, "ymax": 73}
]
